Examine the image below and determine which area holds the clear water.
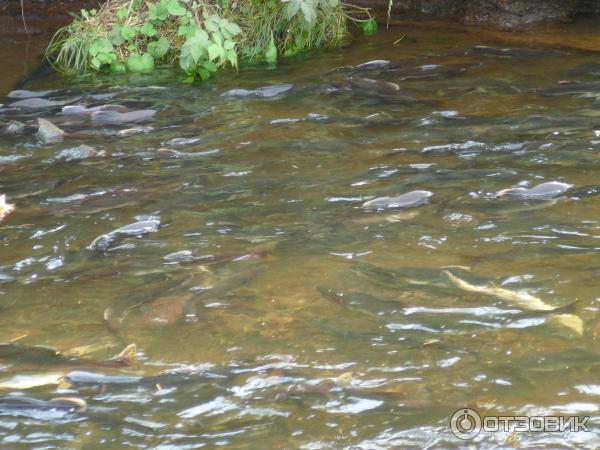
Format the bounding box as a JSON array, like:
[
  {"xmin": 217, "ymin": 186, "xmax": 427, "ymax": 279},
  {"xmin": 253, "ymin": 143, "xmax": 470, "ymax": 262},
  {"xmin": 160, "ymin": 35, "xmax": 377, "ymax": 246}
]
[{"xmin": 2, "ymin": 20, "xmax": 600, "ymax": 449}]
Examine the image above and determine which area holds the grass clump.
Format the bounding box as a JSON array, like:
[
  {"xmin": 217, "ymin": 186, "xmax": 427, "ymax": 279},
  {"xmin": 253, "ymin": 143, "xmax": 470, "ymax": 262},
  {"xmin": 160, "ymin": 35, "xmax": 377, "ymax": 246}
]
[{"xmin": 46, "ymin": 0, "xmax": 373, "ymax": 81}]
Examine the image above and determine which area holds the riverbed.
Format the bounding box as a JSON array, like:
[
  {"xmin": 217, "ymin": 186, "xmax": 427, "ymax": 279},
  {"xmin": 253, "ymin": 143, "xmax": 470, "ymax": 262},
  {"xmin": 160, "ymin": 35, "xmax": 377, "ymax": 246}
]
[{"xmin": 1, "ymin": 19, "xmax": 600, "ymax": 449}]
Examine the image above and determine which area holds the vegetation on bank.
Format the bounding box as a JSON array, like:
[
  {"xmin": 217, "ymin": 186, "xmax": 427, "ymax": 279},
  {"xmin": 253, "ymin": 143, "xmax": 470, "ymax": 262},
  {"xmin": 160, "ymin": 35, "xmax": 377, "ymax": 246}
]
[{"xmin": 47, "ymin": 0, "xmax": 376, "ymax": 81}]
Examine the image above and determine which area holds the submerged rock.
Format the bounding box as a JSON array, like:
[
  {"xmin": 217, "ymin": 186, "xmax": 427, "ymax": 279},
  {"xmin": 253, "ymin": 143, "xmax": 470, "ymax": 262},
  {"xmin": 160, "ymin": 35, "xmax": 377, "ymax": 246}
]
[
  {"xmin": 91, "ymin": 109, "xmax": 157, "ymax": 125},
  {"xmin": 362, "ymin": 190, "xmax": 433, "ymax": 210},
  {"xmin": 496, "ymin": 181, "xmax": 573, "ymax": 200},
  {"xmin": 221, "ymin": 84, "xmax": 293, "ymax": 98},
  {"xmin": 36, "ymin": 118, "xmax": 65, "ymax": 144}
]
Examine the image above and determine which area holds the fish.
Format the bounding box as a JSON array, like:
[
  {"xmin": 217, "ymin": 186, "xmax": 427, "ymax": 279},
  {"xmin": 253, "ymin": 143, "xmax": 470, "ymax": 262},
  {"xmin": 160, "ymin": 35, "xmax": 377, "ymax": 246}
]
[
  {"xmin": 347, "ymin": 76, "xmax": 419, "ymax": 103},
  {"xmin": 0, "ymin": 342, "xmax": 137, "ymax": 369},
  {"xmin": 547, "ymin": 314, "xmax": 584, "ymax": 336},
  {"xmin": 348, "ymin": 77, "xmax": 401, "ymax": 94},
  {"xmin": 0, "ymin": 396, "xmax": 86, "ymax": 413},
  {"xmin": 88, "ymin": 219, "xmax": 161, "ymax": 251},
  {"xmin": 443, "ymin": 270, "xmax": 557, "ymax": 311},
  {"xmin": 496, "ymin": 181, "xmax": 573, "ymax": 200},
  {"xmin": 61, "ymin": 104, "xmax": 128, "ymax": 115},
  {"xmin": 331, "ymin": 59, "xmax": 395, "ymax": 73},
  {"xmin": 353, "ymin": 210, "xmax": 420, "ymax": 224},
  {"xmin": 7, "ymin": 89, "xmax": 58, "ymax": 99},
  {"xmin": 463, "ymin": 46, "xmax": 563, "ymax": 59},
  {"xmin": 90, "ymin": 109, "xmax": 156, "ymax": 125},
  {"xmin": 362, "ymin": 190, "xmax": 433, "ymax": 210},
  {"xmin": 10, "ymin": 98, "xmax": 70, "ymax": 109},
  {"xmin": 317, "ymin": 286, "xmax": 404, "ymax": 319},
  {"xmin": 221, "ymin": 84, "xmax": 293, "ymax": 98},
  {"xmin": 541, "ymin": 80, "xmax": 600, "ymax": 95},
  {"xmin": 0, "ymin": 195, "xmax": 15, "ymax": 223},
  {"xmin": 0, "ymin": 373, "xmax": 66, "ymax": 390}
]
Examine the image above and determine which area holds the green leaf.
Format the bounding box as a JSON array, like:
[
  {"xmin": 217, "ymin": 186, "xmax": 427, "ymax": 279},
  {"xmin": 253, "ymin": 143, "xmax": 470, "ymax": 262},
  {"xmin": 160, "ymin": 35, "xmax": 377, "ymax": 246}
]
[
  {"xmin": 226, "ymin": 49, "xmax": 237, "ymax": 67},
  {"xmin": 265, "ymin": 34, "xmax": 277, "ymax": 64},
  {"xmin": 207, "ymin": 43, "xmax": 221, "ymax": 61},
  {"xmin": 167, "ymin": 0, "xmax": 187, "ymax": 16},
  {"xmin": 197, "ymin": 67, "xmax": 210, "ymax": 80},
  {"xmin": 109, "ymin": 25, "xmax": 124, "ymax": 45},
  {"xmin": 284, "ymin": 0, "xmax": 301, "ymax": 19},
  {"xmin": 116, "ymin": 7, "xmax": 129, "ymax": 21},
  {"xmin": 223, "ymin": 39, "xmax": 235, "ymax": 50},
  {"xmin": 110, "ymin": 62, "xmax": 127, "ymax": 73},
  {"xmin": 131, "ymin": 0, "xmax": 142, "ymax": 10},
  {"xmin": 140, "ymin": 22, "xmax": 157, "ymax": 37},
  {"xmin": 126, "ymin": 52, "xmax": 155, "ymax": 72},
  {"xmin": 148, "ymin": 36, "xmax": 170, "ymax": 58},
  {"xmin": 89, "ymin": 38, "xmax": 113, "ymax": 57},
  {"xmin": 360, "ymin": 18, "xmax": 377, "ymax": 35},
  {"xmin": 212, "ymin": 30, "xmax": 223, "ymax": 46},
  {"xmin": 224, "ymin": 21, "xmax": 242, "ymax": 36},
  {"xmin": 300, "ymin": 0, "xmax": 317, "ymax": 27},
  {"xmin": 121, "ymin": 25, "xmax": 137, "ymax": 41},
  {"xmin": 148, "ymin": 3, "xmax": 169, "ymax": 21},
  {"xmin": 177, "ymin": 24, "xmax": 189, "ymax": 37},
  {"xmin": 205, "ymin": 19, "xmax": 218, "ymax": 32}
]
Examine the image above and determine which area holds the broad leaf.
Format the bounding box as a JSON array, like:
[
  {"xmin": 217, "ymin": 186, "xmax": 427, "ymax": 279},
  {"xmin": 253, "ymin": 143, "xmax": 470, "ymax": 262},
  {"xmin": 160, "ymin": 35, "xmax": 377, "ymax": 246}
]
[
  {"xmin": 126, "ymin": 52, "xmax": 155, "ymax": 72},
  {"xmin": 148, "ymin": 36, "xmax": 170, "ymax": 58}
]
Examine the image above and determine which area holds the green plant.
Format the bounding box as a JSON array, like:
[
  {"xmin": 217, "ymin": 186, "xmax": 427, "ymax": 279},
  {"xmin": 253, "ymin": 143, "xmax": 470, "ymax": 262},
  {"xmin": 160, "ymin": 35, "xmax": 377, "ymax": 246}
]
[{"xmin": 46, "ymin": 0, "xmax": 373, "ymax": 80}]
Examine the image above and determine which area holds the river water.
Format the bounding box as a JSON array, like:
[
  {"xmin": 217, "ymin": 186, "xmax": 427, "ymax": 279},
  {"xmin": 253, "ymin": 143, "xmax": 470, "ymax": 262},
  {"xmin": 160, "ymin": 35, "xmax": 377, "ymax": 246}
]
[{"xmin": 1, "ymin": 19, "xmax": 600, "ymax": 449}]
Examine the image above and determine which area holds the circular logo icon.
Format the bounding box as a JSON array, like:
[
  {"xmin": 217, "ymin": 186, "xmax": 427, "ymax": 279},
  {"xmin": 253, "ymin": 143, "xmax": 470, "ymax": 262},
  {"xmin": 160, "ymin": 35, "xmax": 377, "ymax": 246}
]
[{"xmin": 450, "ymin": 408, "xmax": 482, "ymax": 440}]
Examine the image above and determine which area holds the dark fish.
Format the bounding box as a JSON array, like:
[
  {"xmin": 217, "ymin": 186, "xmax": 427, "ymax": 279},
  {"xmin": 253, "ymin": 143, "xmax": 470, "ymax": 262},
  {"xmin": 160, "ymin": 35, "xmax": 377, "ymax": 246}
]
[
  {"xmin": 0, "ymin": 396, "xmax": 86, "ymax": 413},
  {"xmin": 570, "ymin": 184, "xmax": 600, "ymax": 200},
  {"xmin": 331, "ymin": 59, "xmax": 395, "ymax": 73},
  {"xmin": 362, "ymin": 190, "xmax": 433, "ymax": 210},
  {"xmin": 541, "ymin": 80, "xmax": 600, "ymax": 95},
  {"xmin": 347, "ymin": 76, "xmax": 419, "ymax": 103},
  {"xmin": 496, "ymin": 181, "xmax": 572, "ymax": 200},
  {"xmin": 183, "ymin": 265, "xmax": 266, "ymax": 318},
  {"xmin": 464, "ymin": 46, "xmax": 563, "ymax": 58},
  {"xmin": 350, "ymin": 262, "xmax": 454, "ymax": 292},
  {"xmin": 317, "ymin": 286, "xmax": 405, "ymax": 318},
  {"xmin": 0, "ymin": 342, "xmax": 137, "ymax": 369}
]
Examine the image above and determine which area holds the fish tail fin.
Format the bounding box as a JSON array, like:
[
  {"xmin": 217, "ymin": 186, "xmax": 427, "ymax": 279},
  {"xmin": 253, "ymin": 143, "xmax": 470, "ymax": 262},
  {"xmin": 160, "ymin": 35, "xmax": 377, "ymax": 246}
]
[
  {"xmin": 110, "ymin": 343, "xmax": 137, "ymax": 366},
  {"xmin": 547, "ymin": 314, "xmax": 583, "ymax": 336}
]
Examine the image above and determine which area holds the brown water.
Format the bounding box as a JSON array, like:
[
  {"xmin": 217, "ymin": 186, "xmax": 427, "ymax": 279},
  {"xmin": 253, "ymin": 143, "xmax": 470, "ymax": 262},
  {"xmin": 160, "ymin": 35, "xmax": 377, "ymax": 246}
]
[{"xmin": 1, "ymin": 20, "xmax": 600, "ymax": 449}]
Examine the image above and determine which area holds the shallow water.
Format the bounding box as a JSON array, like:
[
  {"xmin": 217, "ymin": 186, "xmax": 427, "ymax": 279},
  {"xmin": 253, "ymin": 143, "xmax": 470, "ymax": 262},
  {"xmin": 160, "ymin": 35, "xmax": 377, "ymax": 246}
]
[{"xmin": 1, "ymin": 20, "xmax": 600, "ymax": 449}]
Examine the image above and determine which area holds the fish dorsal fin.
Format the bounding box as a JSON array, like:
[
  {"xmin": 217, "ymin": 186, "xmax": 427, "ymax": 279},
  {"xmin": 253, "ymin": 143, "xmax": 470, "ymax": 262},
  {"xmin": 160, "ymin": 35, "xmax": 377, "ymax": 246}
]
[{"xmin": 110, "ymin": 343, "xmax": 137, "ymax": 365}]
